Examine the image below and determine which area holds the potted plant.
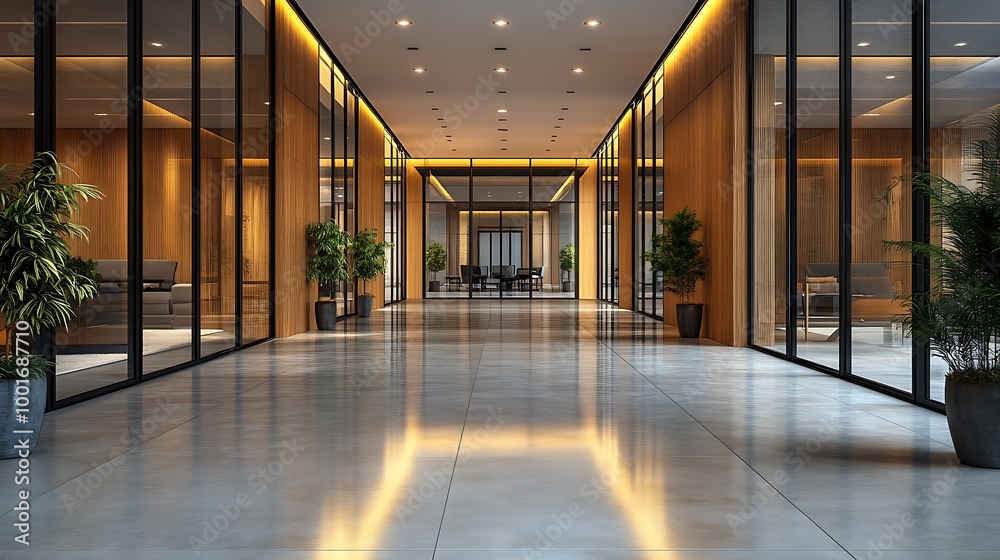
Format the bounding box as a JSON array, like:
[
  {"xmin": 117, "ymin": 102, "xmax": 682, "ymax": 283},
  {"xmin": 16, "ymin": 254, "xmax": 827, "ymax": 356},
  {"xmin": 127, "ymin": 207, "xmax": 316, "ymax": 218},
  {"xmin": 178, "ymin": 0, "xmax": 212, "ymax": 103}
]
[
  {"xmin": 350, "ymin": 228, "xmax": 393, "ymax": 318},
  {"xmin": 306, "ymin": 220, "xmax": 351, "ymax": 330},
  {"xmin": 887, "ymin": 107, "xmax": 1000, "ymax": 468},
  {"xmin": 426, "ymin": 241, "xmax": 447, "ymax": 292},
  {"xmin": 0, "ymin": 152, "xmax": 101, "ymax": 458},
  {"xmin": 644, "ymin": 207, "xmax": 707, "ymax": 338},
  {"xmin": 559, "ymin": 244, "xmax": 576, "ymax": 292}
]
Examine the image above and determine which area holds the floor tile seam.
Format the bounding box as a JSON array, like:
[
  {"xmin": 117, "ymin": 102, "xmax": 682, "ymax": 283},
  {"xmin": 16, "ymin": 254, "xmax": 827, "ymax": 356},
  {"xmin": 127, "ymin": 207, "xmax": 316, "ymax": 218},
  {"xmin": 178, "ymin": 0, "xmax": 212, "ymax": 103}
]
[
  {"xmin": 430, "ymin": 313, "xmax": 490, "ymax": 559},
  {"xmin": 10, "ymin": 364, "xmax": 305, "ymax": 516},
  {"xmin": 789, "ymin": 381, "xmax": 953, "ymax": 447},
  {"xmin": 571, "ymin": 307, "xmax": 858, "ymax": 559}
]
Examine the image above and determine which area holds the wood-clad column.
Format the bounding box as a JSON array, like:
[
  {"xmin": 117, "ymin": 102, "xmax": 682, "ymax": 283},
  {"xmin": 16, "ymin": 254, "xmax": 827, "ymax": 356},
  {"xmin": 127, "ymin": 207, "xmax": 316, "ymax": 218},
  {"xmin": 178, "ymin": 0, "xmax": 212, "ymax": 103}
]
[
  {"xmin": 356, "ymin": 99, "xmax": 387, "ymax": 310},
  {"xmin": 578, "ymin": 159, "xmax": 598, "ymax": 299},
  {"xmin": 617, "ymin": 113, "xmax": 635, "ymax": 310},
  {"xmin": 274, "ymin": 0, "xmax": 320, "ymax": 337},
  {"xmin": 406, "ymin": 162, "xmax": 424, "ymax": 299}
]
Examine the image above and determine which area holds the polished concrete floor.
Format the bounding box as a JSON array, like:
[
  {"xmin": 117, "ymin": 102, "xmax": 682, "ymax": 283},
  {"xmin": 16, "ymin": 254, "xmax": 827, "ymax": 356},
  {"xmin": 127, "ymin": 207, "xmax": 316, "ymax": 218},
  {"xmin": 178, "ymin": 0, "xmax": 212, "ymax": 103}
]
[{"xmin": 0, "ymin": 300, "xmax": 996, "ymax": 559}]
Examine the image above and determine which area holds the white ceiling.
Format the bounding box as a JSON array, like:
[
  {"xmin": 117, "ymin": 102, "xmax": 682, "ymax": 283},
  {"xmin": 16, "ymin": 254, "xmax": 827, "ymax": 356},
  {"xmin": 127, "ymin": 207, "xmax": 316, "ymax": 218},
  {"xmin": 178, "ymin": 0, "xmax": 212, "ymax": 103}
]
[{"xmin": 296, "ymin": 0, "xmax": 699, "ymax": 158}]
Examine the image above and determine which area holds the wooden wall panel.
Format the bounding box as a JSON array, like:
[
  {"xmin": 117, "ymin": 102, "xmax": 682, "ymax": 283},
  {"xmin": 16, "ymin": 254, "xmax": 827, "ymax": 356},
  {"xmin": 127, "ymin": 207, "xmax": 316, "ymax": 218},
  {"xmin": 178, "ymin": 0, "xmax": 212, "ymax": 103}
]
[
  {"xmin": 617, "ymin": 113, "xmax": 634, "ymax": 310},
  {"xmin": 142, "ymin": 127, "xmax": 193, "ymax": 284},
  {"xmin": 578, "ymin": 159, "xmax": 598, "ymax": 299},
  {"xmin": 664, "ymin": 69, "xmax": 735, "ymax": 343},
  {"xmin": 406, "ymin": 162, "xmax": 424, "ymax": 299},
  {"xmin": 658, "ymin": 0, "xmax": 748, "ymax": 345},
  {"xmin": 662, "ymin": 0, "xmax": 737, "ymax": 126},
  {"xmin": 274, "ymin": 0, "xmax": 320, "ymax": 338},
  {"xmin": 58, "ymin": 128, "xmax": 129, "ymax": 261},
  {"xmin": 0, "ymin": 129, "xmax": 34, "ymax": 169},
  {"xmin": 752, "ymin": 55, "xmax": 777, "ymax": 346},
  {"xmin": 357, "ymin": 100, "xmax": 387, "ymax": 310}
]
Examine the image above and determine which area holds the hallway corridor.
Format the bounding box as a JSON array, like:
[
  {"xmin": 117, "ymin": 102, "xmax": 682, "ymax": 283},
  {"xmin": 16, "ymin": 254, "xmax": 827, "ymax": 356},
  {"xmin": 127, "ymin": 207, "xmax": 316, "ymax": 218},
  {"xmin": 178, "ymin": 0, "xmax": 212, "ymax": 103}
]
[{"xmin": 1, "ymin": 301, "xmax": 995, "ymax": 559}]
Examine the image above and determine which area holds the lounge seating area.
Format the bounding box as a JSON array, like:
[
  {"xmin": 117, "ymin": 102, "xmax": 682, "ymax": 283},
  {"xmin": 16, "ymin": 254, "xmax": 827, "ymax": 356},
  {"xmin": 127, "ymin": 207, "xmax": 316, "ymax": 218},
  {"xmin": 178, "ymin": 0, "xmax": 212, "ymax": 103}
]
[
  {"xmin": 799, "ymin": 263, "xmax": 906, "ymax": 344},
  {"xmin": 83, "ymin": 259, "xmax": 192, "ymax": 329}
]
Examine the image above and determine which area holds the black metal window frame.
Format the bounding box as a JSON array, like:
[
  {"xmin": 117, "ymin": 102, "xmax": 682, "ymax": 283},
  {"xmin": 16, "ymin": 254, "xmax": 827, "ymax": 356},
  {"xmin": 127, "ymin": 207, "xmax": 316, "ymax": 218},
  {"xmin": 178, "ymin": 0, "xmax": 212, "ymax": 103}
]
[
  {"xmin": 32, "ymin": 0, "xmax": 278, "ymax": 410},
  {"xmin": 745, "ymin": 0, "xmax": 939, "ymax": 412}
]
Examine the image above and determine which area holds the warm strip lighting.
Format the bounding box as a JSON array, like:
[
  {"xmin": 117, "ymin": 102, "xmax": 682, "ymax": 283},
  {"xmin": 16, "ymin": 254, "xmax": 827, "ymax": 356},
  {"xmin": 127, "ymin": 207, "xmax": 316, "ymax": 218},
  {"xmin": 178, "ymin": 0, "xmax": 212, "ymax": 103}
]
[
  {"xmin": 862, "ymin": 113, "xmax": 881, "ymax": 116},
  {"xmin": 428, "ymin": 175, "xmax": 455, "ymax": 202},
  {"xmin": 550, "ymin": 174, "xmax": 575, "ymax": 202},
  {"xmin": 497, "ymin": 109, "xmax": 508, "ymax": 113}
]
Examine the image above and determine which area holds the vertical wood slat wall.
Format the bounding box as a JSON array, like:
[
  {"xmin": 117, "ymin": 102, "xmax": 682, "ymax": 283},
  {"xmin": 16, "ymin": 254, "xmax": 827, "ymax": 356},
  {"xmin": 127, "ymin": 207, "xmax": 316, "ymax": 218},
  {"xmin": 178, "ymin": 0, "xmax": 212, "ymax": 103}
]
[
  {"xmin": 356, "ymin": 99, "xmax": 387, "ymax": 310},
  {"xmin": 274, "ymin": 0, "xmax": 319, "ymax": 337},
  {"xmin": 658, "ymin": 0, "xmax": 747, "ymax": 345},
  {"xmin": 617, "ymin": 113, "xmax": 635, "ymax": 310},
  {"xmin": 405, "ymin": 162, "xmax": 424, "ymax": 299}
]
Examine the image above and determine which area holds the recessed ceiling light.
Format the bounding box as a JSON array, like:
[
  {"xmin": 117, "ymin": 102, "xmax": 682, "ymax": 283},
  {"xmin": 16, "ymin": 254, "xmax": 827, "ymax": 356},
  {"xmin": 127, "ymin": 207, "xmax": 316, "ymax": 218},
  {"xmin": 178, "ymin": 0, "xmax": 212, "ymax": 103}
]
[
  {"xmin": 580, "ymin": 47, "xmax": 592, "ymax": 51},
  {"xmin": 584, "ymin": 20, "xmax": 602, "ymax": 27},
  {"xmin": 774, "ymin": 101, "xmax": 783, "ymax": 106},
  {"xmin": 441, "ymin": 125, "xmax": 447, "ymax": 128},
  {"xmin": 501, "ymin": 139, "xmax": 508, "ymax": 142},
  {"xmin": 494, "ymin": 67, "xmax": 509, "ymax": 73},
  {"xmin": 452, "ymin": 149, "xmax": 458, "ymax": 151},
  {"xmin": 566, "ymin": 91, "xmax": 575, "ymax": 94},
  {"xmin": 856, "ymin": 42, "xmax": 870, "ymax": 47},
  {"xmin": 264, "ymin": 101, "xmax": 270, "ymax": 105},
  {"xmin": 498, "ymin": 128, "xmax": 508, "ymax": 131},
  {"xmin": 546, "ymin": 149, "xmax": 551, "ymax": 152},
  {"xmin": 150, "ymin": 42, "xmax": 164, "ymax": 47},
  {"xmin": 493, "ymin": 20, "xmax": 510, "ymax": 27},
  {"xmin": 324, "ymin": 136, "xmax": 331, "ymax": 140},
  {"xmin": 501, "ymin": 148, "xmax": 508, "ymax": 151},
  {"xmin": 395, "ymin": 20, "xmax": 413, "ymax": 26},
  {"xmin": 413, "ymin": 67, "xmax": 427, "ymax": 73},
  {"xmin": 862, "ymin": 113, "xmax": 881, "ymax": 116},
  {"xmin": 498, "ymin": 91, "xmax": 508, "ymax": 94},
  {"xmin": 561, "ymin": 107, "xmax": 569, "ymax": 111},
  {"xmin": 495, "ymin": 47, "xmax": 507, "ymax": 51},
  {"xmin": 885, "ymin": 75, "xmax": 896, "ymax": 79},
  {"xmin": 955, "ymin": 42, "xmax": 968, "ymax": 47},
  {"xmin": 557, "ymin": 117, "xmax": 565, "ymax": 121},
  {"xmin": 94, "ymin": 113, "xmax": 108, "ymax": 116},
  {"xmin": 550, "ymin": 139, "xmax": 556, "ymax": 142},
  {"xmin": 431, "ymin": 107, "xmax": 440, "ymax": 110},
  {"xmin": 407, "ymin": 47, "xmax": 419, "ymax": 51},
  {"xmin": 445, "ymin": 135, "xmax": 452, "ymax": 138},
  {"xmin": 571, "ymin": 68, "xmax": 586, "ymax": 73},
  {"xmin": 437, "ymin": 118, "xmax": 444, "ymax": 121},
  {"xmin": 498, "ymin": 118, "xmax": 507, "ymax": 122},
  {"xmin": 554, "ymin": 126, "xmax": 562, "ymax": 129},
  {"xmin": 337, "ymin": 194, "xmax": 343, "ymax": 198},
  {"xmin": 497, "ymin": 109, "xmax": 508, "ymax": 113},
  {"xmin": 425, "ymin": 91, "xmax": 435, "ymax": 94}
]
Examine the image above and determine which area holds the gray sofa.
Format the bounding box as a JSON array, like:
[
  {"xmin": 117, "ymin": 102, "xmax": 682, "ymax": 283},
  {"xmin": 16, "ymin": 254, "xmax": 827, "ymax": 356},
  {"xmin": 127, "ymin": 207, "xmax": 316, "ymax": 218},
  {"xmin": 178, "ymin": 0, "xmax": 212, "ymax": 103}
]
[{"xmin": 86, "ymin": 260, "xmax": 180, "ymax": 328}]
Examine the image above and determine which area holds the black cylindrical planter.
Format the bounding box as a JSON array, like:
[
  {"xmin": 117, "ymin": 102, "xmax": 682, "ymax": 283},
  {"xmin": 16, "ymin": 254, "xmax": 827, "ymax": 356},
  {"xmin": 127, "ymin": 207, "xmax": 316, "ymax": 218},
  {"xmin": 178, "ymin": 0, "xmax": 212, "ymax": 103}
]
[
  {"xmin": 315, "ymin": 300, "xmax": 338, "ymax": 330},
  {"xmin": 429, "ymin": 280, "xmax": 441, "ymax": 292},
  {"xmin": 946, "ymin": 378, "xmax": 1000, "ymax": 468},
  {"xmin": 358, "ymin": 295, "xmax": 374, "ymax": 318},
  {"xmin": 676, "ymin": 303, "xmax": 704, "ymax": 338},
  {"xmin": 562, "ymin": 281, "xmax": 574, "ymax": 292}
]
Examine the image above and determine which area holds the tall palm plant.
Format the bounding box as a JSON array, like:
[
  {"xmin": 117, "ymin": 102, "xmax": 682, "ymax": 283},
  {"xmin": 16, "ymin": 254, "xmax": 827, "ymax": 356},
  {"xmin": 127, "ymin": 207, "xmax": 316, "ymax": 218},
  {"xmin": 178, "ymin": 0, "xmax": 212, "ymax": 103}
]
[
  {"xmin": 887, "ymin": 108, "xmax": 1000, "ymax": 383},
  {"xmin": 0, "ymin": 152, "xmax": 102, "ymax": 377}
]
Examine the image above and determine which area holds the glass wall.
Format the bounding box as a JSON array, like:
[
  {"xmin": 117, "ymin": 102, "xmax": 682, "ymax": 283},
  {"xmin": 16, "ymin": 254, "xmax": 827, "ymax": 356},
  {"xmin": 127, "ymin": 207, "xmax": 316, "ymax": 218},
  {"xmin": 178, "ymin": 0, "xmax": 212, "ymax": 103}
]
[
  {"xmin": 54, "ymin": 0, "xmax": 132, "ymax": 397},
  {"xmin": 598, "ymin": 134, "xmax": 619, "ymax": 304},
  {"xmin": 422, "ymin": 162, "xmax": 580, "ymax": 299},
  {"xmin": 23, "ymin": 0, "xmax": 277, "ymax": 405},
  {"xmin": 928, "ymin": 1, "xmax": 1000, "ymax": 403},
  {"xmin": 748, "ymin": 0, "xmax": 1000, "ymax": 410},
  {"xmin": 636, "ymin": 67, "xmax": 665, "ymax": 319},
  {"xmin": 384, "ymin": 133, "xmax": 405, "ymax": 304}
]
